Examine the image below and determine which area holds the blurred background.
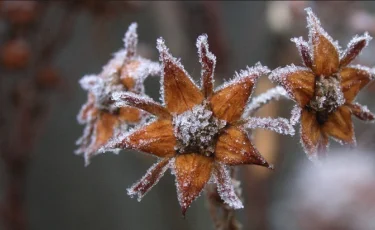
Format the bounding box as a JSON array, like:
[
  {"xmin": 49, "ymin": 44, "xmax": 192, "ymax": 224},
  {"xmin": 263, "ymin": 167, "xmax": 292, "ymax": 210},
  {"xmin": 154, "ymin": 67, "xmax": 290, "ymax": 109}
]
[{"xmin": 1, "ymin": 1, "xmax": 375, "ymax": 230}]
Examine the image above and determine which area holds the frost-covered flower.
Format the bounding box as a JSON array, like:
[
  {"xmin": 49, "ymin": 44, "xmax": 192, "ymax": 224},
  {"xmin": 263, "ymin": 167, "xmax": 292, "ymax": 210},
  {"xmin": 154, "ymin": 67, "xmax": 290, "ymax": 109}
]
[
  {"xmin": 269, "ymin": 8, "xmax": 375, "ymax": 162},
  {"xmin": 104, "ymin": 35, "xmax": 294, "ymax": 215},
  {"xmin": 76, "ymin": 22, "xmax": 160, "ymax": 166}
]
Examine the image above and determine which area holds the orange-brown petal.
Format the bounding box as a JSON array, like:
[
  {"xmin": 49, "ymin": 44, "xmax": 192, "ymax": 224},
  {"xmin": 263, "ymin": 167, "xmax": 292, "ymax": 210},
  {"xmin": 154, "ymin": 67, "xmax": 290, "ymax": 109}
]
[
  {"xmin": 77, "ymin": 93, "xmax": 97, "ymax": 124},
  {"xmin": 174, "ymin": 154, "xmax": 213, "ymax": 216},
  {"xmin": 157, "ymin": 38, "xmax": 204, "ymax": 114},
  {"xmin": 306, "ymin": 8, "xmax": 339, "ymax": 76},
  {"xmin": 269, "ymin": 66, "xmax": 315, "ymax": 107},
  {"xmin": 213, "ymin": 163, "xmax": 243, "ymax": 209},
  {"xmin": 323, "ymin": 106, "xmax": 355, "ymax": 145},
  {"xmin": 215, "ymin": 126, "xmax": 272, "ymax": 168},
  {"xmin": 108, "ymin": 119, "xmax": 176, "ymax": 158},
  {"xmin": 300, "ymin": 109, "xmax": 328, "ymax": 161},
  {"xmin": 340, "ymin": 66, "xmax": 373, "ymax": 103},
  {"xmin": 118, "ymin": 106, "xmax": 141, "ymax": 123},
  {"xmin": 127, "ymin": 158, "xmax": 172, "ymax": 201},
  {"xmin": 210, "ymin": 64, "xmax": 268, "ymax": 123},
  {"xmin": 197, "ymin": 34, "xmax": 216, "ymax": 98},
  {"xmin": 91, "ymin": 112, "xmax": 119, "ymax": 151},
  {"xmin": 340, "ymin": 33, "xmax": 371, "ymax": 68},
  {"xmin": 348, "ymin": 103, "xmax": 375, "ymax": 122},
  {"xmin": 291, "ymin": 37, "xmax": 313, "ymax": 68},
  {"xmin": 113, "ymin": 92, "xmax": 171, "ymax": 119}
]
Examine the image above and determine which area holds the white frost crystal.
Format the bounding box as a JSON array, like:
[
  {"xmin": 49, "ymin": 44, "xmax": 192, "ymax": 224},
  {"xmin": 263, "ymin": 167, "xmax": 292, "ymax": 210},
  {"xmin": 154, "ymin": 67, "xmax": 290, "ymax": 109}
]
[{"xmin": 173, "ymin": 102, "xmax": 226, "ymax": 155}]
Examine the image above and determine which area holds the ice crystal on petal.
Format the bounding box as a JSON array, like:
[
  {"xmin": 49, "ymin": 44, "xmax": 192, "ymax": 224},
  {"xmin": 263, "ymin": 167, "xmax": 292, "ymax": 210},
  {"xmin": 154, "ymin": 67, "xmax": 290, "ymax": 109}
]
[
  {"xmin": 243, "ymin": 117, "xmax": 295, "ymax": 136},
  {"xmin": 290, "ymin": 105, "xmax": 302, "ymax": 126},
  {"xmin": 123, "ymin": 22, "xmax": 138, "ymax": 58},
  {"xmin": 173, "ymin": 102, "xmax": 226, "ymax": 155},
  {"xmin": 309, "ymin": 76, "xmax": 345, "ymax": 113},
  {"xmin": 291, "ymin": 36, "xmax": 312, "ymax": 68},
  {"xmin": 156, "ymin": 37, "xmax": 200, "ymax": 105},
  {"xmin": 197, "ymin": 34, "xmax": 216, "ymax": 95},
  {"xmin": 347, "ymin": 64, "xmax": 375, "ymax": 80},
  {"xmin": 340, "ymin": 32, "xmax": 372, "ymax": 61},
  {"xmin": 243, "ymin": 86, "xmax": 288, "ymax": 117},
  {"xmin": 305, "ymin": 7, "xmax": 341, "ymax": 56},
  {"xmin": 215, "ymin": 62, "xmax": 269, "ymax": 92},
  {"xmin": 214, "ymin": 164, "xmax": 244, "ymax": 209},
  {"xmin": 127, "ymin": 158, "xmax": 172, "ymax": 201},
  {"xmin": 269, "ymin": 65, "xmax": 310, "ymax": 100}
]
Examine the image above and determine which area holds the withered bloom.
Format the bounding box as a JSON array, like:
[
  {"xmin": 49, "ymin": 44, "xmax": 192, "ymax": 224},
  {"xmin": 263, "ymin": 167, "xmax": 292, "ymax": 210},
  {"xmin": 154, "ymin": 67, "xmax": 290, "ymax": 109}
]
[
  {"xmin": 104, "ymin": 35, "xmax": 294, "ymax": 215},
  {"xmin": 76, "ymin": 23, "xmax": 160, "ymax": 165},
  {"xmin": 270, "ymin": 8, "xmax": 375, "ymax": 162}
]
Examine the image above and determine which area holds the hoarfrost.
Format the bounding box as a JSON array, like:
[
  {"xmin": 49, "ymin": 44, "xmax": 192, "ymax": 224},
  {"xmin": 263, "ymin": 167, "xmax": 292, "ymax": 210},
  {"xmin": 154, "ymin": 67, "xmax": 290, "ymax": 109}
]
[
  {"xmin": 197, "ymin": 34, "xmax": 216, "ymax": 95},
  {"xmin": 214, "ymin": 164, "xmax": 244, "ymax": 209},
  {"xmin": 123, "ymin": 22, "xmax": 138, "ymax": 58},
  {"xmin": 156, "ymin": 38, "xmax": 200, "ymax": 105},
  {"xmin": 340, "ymin": 32, "xmax": 372, "ymax": 62},
  {"xmin": 243, "ymin": 117, "xmax": 295, "ymax": 136},
  {"xmin": 351, "ymin": 103, "xmax": 375, "ymax": 123},
  {"xmin": 243, "ymin": 86, "xmax": 288, "ymax": 117},
  {"xmin": 305, "ymin": 7, "xmax": 341, "ymax": 59},
  {"xmin": 127, "ymin": 158, "xmax": 172, "ymax": 201},
  {"xmin": 173, "ymin": 102, "xmax": 226, "ymax": 155},
  {"xmin": 269, "ymin": 65, "xmax": 311, "ymax": 101},
  {"xmin": 290, "ymin": 105, "xmax": 301, "ymax": 126},
  {"xmin": 347, "ymin": 64, "xmax": 375, "ymax": 80},
  {"xmin": 215, "ymin": 62, "xmax": 270, "ymax": 93},
  {"xmin": 291, "ymin": 36, "xmax": 312, "ymax": 68}
]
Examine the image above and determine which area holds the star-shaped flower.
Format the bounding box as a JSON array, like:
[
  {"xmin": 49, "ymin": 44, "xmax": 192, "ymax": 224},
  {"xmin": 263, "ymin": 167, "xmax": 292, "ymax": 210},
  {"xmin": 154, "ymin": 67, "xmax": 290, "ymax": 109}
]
[
  {"xmin": 269, "ymin": 8, "xmax": 375, "ymax": 162},
  {"xmin": 76, "ymin": 23, "xmax": 160, "ymax": 165},
  {"xmin": 104, "ymin": 35, "xmax": 294, "ymax": 215}
]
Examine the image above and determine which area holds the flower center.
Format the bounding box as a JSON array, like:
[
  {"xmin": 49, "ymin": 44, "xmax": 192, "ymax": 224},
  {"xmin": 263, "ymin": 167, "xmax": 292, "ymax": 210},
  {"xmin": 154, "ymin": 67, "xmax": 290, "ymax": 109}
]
[
  {"xmin": 307, "ymin": 74, "xmax": 344, "ymax": 124},
  {"xmin": 172, "ymin": 102, "xmax": 226, "ymax": 157}
]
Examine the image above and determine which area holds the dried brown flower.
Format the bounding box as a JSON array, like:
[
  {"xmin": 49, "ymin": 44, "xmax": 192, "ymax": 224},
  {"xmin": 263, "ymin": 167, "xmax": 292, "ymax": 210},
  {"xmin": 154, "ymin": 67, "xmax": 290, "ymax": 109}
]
[
  {"xmin": 269, "ymin": 8, "xmax": 375, "ymax": 162},
  {"xmin": 105, "ymin": 35, "xmax": 294, "ymax": 215},
  {"xmin": 76, "ymin": 23, "xmax": 160, "ymax": 165}
]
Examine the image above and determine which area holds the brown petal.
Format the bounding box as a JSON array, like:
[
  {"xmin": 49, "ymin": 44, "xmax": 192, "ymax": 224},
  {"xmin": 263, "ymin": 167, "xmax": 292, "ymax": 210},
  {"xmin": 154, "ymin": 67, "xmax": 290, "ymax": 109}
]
[
  {"xmin": 174, "ymin": 154, "xmax": 213, "ymax": 216},
  {"xmin": 127, "ymin": 158, "xmax": 172, "ymax": 201},
  {"xmin": 118, "ymin": 106, "xmax": 141, "ymax": 123},
  {"xmin": 113, "ymin": 92, "xmax": 171, "ymax": 119},
  {"xmin": 269, "ymin": 66, "xmax": 315, "ymax": 107},
  {"xmin": 213, "ymin": 163, "xmax": 243, "ymax": 209},
  {"xmin": 291, "ymin": 37, "xmax": 313, "ymax": 68},
  {"xmin": 215, "ymin": 126, "xmax": 272, "ymax": 168},
  {"xmin": 197, "ymin": 34, "xmax": 216, "ymax": 98},
  {"xmin": 109, "ymin": 119, "xmax": 176, "ymax": 158},
  {"xmin": 323, "ymin": 106, "xmax": 356, "ymax": 145},
  {"xmin": 210, "ymin": 64, "xmax": 268, "ymax": 123},
  {"xmin": 300, "ymin": 109, "xmax": 328, "ymax": 161},
  {"xmin": 91, "ymin": 112, "xmax": 119, "ymax": 152},
  {"xmin": 340, "ymin": 33, "xmax": 372, "ymax": 68},
  {"xmin": 124, "ymin": 22, "xmax": 138, "ymax": 58},
  {"xmin": 157, "ymin": 38, "xmax": 204, "ymax": 114},
  {"xmin": 81, "ymin": 112, "xmax": 119, "ymax": 165},
  {"xmin": 348, "ymin": 103, "xmax": 375, "ymax": 122},
  {"xmin": 306, "ymin": 8, "xmax": 339, "ymax": 76},
  {"xmin": 120, "ymin": 61, "xmax": 139, "ymax": 90},
  {"xmin": 340, "ymin": 66, "xmax": 373, "ymax": 103},
  {"xmin": 77, "ymin": 93, "xmax": 97, "ymax": 124}
]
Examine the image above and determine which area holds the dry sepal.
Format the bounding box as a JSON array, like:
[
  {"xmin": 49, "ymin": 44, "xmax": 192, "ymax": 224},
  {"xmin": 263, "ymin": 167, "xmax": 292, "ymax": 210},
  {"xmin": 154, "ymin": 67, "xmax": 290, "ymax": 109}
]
[
  {"xmin": 269, "ymin": 8, "xmax": 375, "ymax": 162},
  {"xmin": 102, "ymin": 34, "xmax": 295, "ymax": 216},
  {"xmin": 76, "ymin": 22, "xmax": 161, "ymax": 165}
]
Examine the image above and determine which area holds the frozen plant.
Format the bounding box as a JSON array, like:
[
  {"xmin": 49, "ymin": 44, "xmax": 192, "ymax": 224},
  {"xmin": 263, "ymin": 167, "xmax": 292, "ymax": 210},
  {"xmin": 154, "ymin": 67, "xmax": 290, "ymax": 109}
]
[
  {"xmin": 76, "ymin": 23, "xmax": 161, "ymax": 165},
  {"xmin": 101, "ymin": 34, "xmax": 294, "ymax": 216},
  {"xmin": 269, "ymin": 8, "xmax": 375, "ymax": 162}
]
